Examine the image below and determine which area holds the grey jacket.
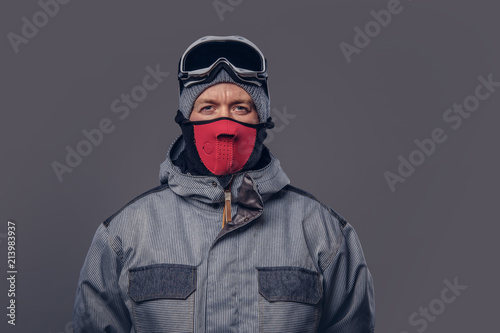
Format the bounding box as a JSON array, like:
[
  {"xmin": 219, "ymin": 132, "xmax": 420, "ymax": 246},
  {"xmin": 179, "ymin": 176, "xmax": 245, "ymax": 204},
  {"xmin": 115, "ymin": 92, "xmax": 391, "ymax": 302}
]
[{"xmin": 72, "ymin": 136, "xmax": 375, "ymax": 332}]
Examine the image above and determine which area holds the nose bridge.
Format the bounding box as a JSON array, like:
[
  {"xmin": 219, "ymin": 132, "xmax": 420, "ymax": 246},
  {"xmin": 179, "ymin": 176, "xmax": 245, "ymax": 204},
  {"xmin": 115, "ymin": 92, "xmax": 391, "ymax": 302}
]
[{"xmin": 220, "ymin": 103, "xmax": 231, "ymax": 118}]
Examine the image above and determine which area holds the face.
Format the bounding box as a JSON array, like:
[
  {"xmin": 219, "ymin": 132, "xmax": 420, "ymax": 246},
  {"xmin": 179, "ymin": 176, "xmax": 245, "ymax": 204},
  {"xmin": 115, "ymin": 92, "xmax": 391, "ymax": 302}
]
[{"xmin": 190, "ymin": 83, "xmax": 259, "ymax": 124}]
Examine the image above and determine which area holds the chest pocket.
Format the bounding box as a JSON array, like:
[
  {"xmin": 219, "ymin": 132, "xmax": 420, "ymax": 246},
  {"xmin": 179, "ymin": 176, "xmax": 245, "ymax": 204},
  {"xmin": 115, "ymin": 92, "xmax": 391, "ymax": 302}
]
[
  {"xmin": 257, "ymin": 266, "xmax": 323, "ymax": 333},
  {"xmin": 128, "ymin": 263, "xmax": 196, "ymax": 333}
]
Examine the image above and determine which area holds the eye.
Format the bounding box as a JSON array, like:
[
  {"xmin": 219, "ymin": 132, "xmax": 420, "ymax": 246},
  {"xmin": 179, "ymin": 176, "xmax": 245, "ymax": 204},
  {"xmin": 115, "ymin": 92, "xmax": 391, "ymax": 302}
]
[
  {"xmin": 233, "ymin": 106, "xmax": 250, "ymax": 113},
  {"xmin": 200, "ymin": 105, "xmax": 214, "ymax": 113}
]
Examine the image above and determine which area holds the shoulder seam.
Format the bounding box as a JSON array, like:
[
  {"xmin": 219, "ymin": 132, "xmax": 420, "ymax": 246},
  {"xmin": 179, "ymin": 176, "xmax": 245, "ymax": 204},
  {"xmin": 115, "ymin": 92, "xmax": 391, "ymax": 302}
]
[
  {"xmin": 282, "ymin": 184, "xmax": 347, "ymax": 229},
  {"xmin": 103, "ymin": 183, "xmax": 170, "ymax": 228}
]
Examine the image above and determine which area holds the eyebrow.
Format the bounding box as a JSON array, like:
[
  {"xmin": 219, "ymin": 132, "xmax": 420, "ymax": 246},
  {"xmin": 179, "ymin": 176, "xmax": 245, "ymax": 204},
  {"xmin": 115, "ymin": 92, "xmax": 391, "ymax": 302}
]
[
  {"xmin": 195, "ymin": 98, "xmax": 253, "ymax": 105},
  {"xmin": 195, "ymin": 98, "xmax": 218, "ymax": 105}
]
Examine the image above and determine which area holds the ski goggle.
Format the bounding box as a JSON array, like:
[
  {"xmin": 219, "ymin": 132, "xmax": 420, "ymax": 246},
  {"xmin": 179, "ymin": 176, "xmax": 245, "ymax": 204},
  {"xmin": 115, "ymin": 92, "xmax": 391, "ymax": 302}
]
[{"xmin": 178, "ymin": 36, "xmax": 268, "ymax": 95}]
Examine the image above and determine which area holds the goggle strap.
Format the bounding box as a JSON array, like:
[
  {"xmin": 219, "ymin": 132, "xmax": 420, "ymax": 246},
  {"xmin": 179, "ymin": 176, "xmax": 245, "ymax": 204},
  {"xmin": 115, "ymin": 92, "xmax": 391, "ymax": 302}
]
[{"xmin": 179, "ymin": 63, "xmax": 269, "ymax": 97}]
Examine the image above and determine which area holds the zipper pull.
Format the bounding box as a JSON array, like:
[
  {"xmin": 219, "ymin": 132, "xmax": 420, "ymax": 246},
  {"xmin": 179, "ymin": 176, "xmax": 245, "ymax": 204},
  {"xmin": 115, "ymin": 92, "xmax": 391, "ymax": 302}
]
[
  {"xmin": 224, "ymin": 190, "xmax": 232, "ymax": 223},
  {"xmin": 222, "ymin": 177, "xmax": 234, "ymax": 228}
]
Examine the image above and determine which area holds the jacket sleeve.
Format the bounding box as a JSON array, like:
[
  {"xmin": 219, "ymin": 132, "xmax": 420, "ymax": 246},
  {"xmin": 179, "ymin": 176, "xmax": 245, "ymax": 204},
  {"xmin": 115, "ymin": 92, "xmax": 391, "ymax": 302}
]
[
  {"xmin": 72, "ymin": 223, "xmax": 132, "ymax": 333},
  {"xmin": 317, "ymin": 221, "xmax": 376, "ymax": 332}
]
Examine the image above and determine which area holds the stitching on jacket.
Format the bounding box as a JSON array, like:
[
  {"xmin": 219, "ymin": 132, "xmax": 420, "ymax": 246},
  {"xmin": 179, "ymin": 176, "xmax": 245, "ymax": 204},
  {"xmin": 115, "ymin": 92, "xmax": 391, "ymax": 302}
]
[
  {"xmin": 107, "ymin": 230, "xmax": 124, "ymax": 269},
  {"xmin": 102, "ymin": 183, "xmax": 170, "ymax": 228},
  {"xmin": 100, "ymin": 225, "xmax": 129, "ymax": 327},
  {"xmin": 321, "ymin": 231, "xmax": 344, "ymax": 274},
  {"xmin": 282, "ymin": 184, "xmax": 346, "ymax": 272},
  {"xmin": 282, "ymin": 184, "xmax": 348, "ymax": 228}
]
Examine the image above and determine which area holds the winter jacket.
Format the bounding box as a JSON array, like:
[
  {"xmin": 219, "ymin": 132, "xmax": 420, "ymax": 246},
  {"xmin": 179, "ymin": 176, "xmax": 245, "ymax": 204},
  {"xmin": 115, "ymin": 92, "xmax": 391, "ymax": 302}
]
[{"xmin": 72, "ymin": 136, "xmax": 375, "ymax": 332}]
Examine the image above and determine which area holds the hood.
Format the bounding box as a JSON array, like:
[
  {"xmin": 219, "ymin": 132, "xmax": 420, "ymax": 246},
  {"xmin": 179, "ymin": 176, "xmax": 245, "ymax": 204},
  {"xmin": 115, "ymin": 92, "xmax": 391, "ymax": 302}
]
[{"xmin": 159, "ymin": 135, "xmax": 290, "ymax": 205}]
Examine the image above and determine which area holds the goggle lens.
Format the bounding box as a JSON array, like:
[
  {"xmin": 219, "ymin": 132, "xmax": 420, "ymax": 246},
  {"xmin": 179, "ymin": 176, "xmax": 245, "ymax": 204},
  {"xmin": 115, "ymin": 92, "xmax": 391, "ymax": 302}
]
[{"xmin": 182, "ymin": 41, "xmax": 264, "ymax": 72}]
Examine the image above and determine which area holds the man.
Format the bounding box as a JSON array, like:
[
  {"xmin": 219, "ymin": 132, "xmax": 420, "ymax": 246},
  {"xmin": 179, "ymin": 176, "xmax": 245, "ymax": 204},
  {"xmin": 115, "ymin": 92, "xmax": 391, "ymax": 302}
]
[{"xmin": 73, "ymin": 35, "xmax": 375, "ymax": 332}]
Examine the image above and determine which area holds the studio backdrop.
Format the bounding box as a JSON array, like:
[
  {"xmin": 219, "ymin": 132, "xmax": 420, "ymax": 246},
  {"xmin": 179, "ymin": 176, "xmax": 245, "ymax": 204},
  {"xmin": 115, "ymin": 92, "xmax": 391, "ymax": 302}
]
[{"xmin": 1, "ymin": 0, "xmax": 499, "ymax": 332}]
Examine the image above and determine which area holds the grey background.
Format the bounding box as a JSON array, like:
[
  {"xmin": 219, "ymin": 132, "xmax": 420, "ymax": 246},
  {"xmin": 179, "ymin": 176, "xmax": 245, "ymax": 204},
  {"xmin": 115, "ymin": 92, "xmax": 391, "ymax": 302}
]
[{"xmin": 1, "ymin": 0, "xmax": 498, "ymax": 332}]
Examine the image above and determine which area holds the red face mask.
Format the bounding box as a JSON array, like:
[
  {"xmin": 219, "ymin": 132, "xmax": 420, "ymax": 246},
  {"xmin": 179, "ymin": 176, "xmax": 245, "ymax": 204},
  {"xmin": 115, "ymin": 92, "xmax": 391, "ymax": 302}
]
[{"xmin": 193, "ymin": 118, "xmax": 257, "ymax": 175}]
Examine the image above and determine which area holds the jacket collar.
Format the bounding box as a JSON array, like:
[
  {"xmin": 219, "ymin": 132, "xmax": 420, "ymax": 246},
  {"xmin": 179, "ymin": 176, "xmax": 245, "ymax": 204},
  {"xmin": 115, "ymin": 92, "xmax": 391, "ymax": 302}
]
[{"xmin": 159, "ymin": 135, "xmax": 290, "ymax": 204}]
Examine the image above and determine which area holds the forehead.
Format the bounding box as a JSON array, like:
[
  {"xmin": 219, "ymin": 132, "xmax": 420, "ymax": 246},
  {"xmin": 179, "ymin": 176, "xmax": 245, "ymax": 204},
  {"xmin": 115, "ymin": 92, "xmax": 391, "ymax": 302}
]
[{"xmin": 196, "ymin": 83, "xmax": 252, "ymax": 101}]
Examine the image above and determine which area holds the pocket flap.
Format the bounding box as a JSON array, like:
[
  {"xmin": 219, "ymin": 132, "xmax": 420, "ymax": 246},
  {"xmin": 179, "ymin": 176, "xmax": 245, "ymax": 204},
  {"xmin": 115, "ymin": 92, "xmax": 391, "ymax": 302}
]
[
  {"xmin": 257, "ymin": 266, "xmax": 322, "ymax": 305},
  {"xmin": 128, "ymin": 263, "xmax": 196, "ymax": 302}
]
